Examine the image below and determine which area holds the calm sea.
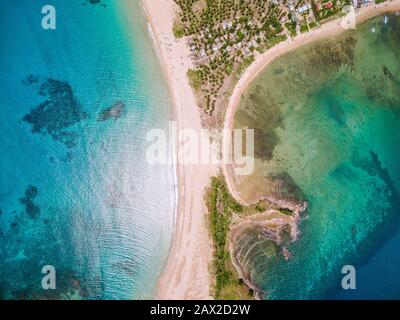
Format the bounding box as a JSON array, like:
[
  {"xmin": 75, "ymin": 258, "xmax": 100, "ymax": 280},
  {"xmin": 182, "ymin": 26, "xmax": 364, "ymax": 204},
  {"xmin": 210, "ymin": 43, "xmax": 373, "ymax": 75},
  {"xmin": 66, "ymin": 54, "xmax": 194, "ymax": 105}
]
[
  {"xmin": 234, "ymin": 15, "xmax": 400, "ymax": 299},
  {"xmin": 0, "ymin": 0, "xmax": 176, "ymax": 299}
]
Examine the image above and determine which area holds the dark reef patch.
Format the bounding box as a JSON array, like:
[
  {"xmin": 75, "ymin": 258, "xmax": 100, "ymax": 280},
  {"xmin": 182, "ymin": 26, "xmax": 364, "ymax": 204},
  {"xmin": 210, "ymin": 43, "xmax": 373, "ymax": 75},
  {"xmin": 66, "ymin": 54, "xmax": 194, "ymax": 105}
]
[
  {"xmin": 317, "ymin": 86, "xmax": 346, "ymax": 127},
  {"xmin": 85, "ymin": 0, "xmax": 107, "ymax": 7},
  {"xmin": 369, "ymin": 150, "xmax": 400, "ymax": 205},
  {"xmin": 22, "ymin": 74, "xmax": 39, "ymax": 85},
  {"xmin": 22, "ymin": 78, "xmax": 88, "ymax": 148},
  {"xmin": 5, "ymin": 270, "xmax": 89, "ymax": 300},
  {"xmin": 19, "ymin": 185, "xmax": 40, "ymax": 218},
  {"xmin": 269, "ymin": 171, "xmax": 306, "ymax": 203},
  {"xmin": 308, "ymin": 36, "xmax": 357, "ymax": 72},
  {"xmin": 25, "ymin": 185, "xmax": 38, "ymax": 198},
  {"xmin": 97, "ymin": 101, "xmax": 126, "ymax": 122},
  {"xmin": 237, "ymin": 84, "xmax": 284, "ymax": 161},
  {"xmin": 382, "ymin": 65, "xmax": 395, "ymax": 81},
  {"xmin": 236, "ymin": 34, "xmax": 359, "ymax": 165}
]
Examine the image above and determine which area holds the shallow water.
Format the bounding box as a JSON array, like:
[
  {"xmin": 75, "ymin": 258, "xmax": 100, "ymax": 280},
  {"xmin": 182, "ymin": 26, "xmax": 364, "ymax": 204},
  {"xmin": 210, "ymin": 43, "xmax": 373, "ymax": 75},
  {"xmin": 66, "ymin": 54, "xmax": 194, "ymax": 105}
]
[
  {"xmin": 0, "ymin": 0, "xmax": 175, "ymax": 299},
  {"xmin": 234, "ymin": 15, "xmax": 400, "ymax": 299}
]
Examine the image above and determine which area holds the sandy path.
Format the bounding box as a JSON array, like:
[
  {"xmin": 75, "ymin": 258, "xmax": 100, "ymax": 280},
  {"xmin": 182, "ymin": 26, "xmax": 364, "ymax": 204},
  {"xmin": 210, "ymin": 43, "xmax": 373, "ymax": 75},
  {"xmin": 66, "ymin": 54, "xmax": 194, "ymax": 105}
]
[{"xmin": 140, "ymin": 0, "xmax": 217, "ymax": 300}]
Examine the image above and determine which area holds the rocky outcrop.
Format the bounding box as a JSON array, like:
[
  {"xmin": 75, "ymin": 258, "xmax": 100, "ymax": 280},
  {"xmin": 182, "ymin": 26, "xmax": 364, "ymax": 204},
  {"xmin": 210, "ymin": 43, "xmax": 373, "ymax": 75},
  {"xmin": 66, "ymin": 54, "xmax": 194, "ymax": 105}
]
[{"xmin": 228, "ymin": 203, "xmax": 307, "ymax": 299}]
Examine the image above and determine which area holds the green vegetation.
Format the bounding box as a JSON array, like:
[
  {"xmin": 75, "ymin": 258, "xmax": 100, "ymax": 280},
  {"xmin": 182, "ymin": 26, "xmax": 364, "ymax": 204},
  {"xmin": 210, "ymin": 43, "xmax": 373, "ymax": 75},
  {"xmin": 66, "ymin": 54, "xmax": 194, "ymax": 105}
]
[
  {"xmin": 236, "ymin": 56, "xmax": 255, "ymax": 78},
  {"xmin": 285, "ymin": 21, "xmax": 297, "ymax": 37},
  {"xmin": 174, "ymin": 0, "xmax": 350, "ymax": 117},
  {"xmin": 300, "ymin": 23, "xmax": 309, "ymax": 33},
  {"xmin": 255, "ymin": 203, "xmax": 265, "ymax": 212},
  {"xmin": 308, "ymin": 21, "xmax": 317, "ymax": 29},
  {"xmin": 173, "ymin": 20, "xmax": 185, "ymax": 38},
  {"xmin": 280, "ymin": 208, "xmax": 294, "ymax": 216},
  {"xmin": 314, "ymin": 0, "xmax": 351, "ymax": 22},
  {"xmin": 187, "ymin": 69, "xmax": 203, "ymax": 90},
  {"xmin": 174, "ymin": 0, "xmax": 293, "ymax": 115},
  {"xmin": 207, "ymin": 176, "xmax": 251, "ymax": 299},
  {"xmin": 266, "ymin": 34, "xmax": 287, "ymax": 49},
  {"xmin": 206, "ymin": 176, "xmax": 297, "ymax": 298},
  {"xmin": 311, "ymin": 0, "xmax": 321, "ymax": 22}
]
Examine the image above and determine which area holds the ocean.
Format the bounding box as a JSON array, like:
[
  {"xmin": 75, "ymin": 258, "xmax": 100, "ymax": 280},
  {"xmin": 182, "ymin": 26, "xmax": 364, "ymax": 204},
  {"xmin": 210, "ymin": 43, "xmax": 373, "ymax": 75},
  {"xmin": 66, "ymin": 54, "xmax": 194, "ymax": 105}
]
[
  {"xmin": 0, "ymin": 0, "xmax": 175, "ymax": 299},
  {"xmin": 234, "ymin": 14, "xmax": 400, "ymax": 299}
]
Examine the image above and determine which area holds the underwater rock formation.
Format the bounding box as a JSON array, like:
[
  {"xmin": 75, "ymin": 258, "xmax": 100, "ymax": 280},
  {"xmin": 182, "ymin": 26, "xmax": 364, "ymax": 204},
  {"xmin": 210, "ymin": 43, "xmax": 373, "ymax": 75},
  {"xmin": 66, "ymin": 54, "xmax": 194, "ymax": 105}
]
[
  {"xmin": 22, "ymin": 78, "xmax": 88, "ymax": 148},
  {"xmin": 97, "ymin": 101, "xmax": 126, "ymax": 122},
  {"xmin": 19, "ymin": 185, "xmax": 40, "ymax": 218}
]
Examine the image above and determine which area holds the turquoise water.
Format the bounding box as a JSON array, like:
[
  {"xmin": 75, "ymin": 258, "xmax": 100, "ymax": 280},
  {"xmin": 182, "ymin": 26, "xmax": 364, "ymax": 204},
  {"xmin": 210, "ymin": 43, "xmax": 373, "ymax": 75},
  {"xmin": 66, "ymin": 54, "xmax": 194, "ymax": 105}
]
[
  {"xmin": 0, "ymin": 0, "xmax": 175, "ymax": 299},
  {"xmin": 235, "ymin": 15, "xmax": 400, "ymax": 299}
]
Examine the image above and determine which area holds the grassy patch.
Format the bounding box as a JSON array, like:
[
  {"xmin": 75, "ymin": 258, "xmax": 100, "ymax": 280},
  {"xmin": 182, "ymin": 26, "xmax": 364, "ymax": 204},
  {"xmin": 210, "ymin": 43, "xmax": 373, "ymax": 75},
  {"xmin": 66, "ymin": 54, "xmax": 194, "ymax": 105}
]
[
  {"xmin": 300, "ymin": 24, "xmax": 309, "ymax": 34},
  {"xmin": 206, "ymin": 176, "xmax": 297, "ymax": 298},
  {"xmin": 255, "ymin": 203, "xmax": 265, "ymax": 212},
  {"xmin": 207, "ymin": 176, "xmax": 251, "ymax": 299},
  {"xmin": 280, "ymin": 208, "xmax": 294, "ymax": 216},
  {"xmin": 187, "ymin": 69, "xmax": 203, "ymax": 91},
  {"xmin": 173, "ymin": 20, "xmax": 185, "ymax": 38},
  {"xmin": 308, "ymin": 22, "xmax": 318, "ymax": 29},
  {"xmin": 236, "ymin": 56, "xmax": 255, "ymax": 78},
  {"xmin": 285, "ymin": 22, "xmax": 297, "ymax": 37}
]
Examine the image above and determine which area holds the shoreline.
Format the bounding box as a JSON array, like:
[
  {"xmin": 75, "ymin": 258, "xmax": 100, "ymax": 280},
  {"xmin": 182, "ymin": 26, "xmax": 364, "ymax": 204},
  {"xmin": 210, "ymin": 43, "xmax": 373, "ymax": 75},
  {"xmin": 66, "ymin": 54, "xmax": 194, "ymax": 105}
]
[
  {"xmin": 221, "ymin": 1, "xmax": 400, "ymax": 298},
  {"xmin": 137, "ymin": 0, "xmax": 400, "ymax": 300},
  {"xmin": 141, "ymin": 0, "xmax": 217, "ymax": 299},
  {"xmin": 222, "ymin": 0, "xmax": 400, "ymax": 205},
  {"xmin": 222, "ymin": 2, "xmax": 400, "ymax": 299},
  {"xmin": 228, "ymin": 210, "xmax": 299, "ymax": 300}
]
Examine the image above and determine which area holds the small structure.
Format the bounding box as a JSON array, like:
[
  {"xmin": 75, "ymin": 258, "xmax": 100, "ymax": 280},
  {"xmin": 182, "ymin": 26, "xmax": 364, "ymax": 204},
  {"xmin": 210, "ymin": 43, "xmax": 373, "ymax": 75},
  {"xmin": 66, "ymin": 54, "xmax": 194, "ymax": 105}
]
[{"xmin": 297, "ymin": 3, "xmax": 312, "ymax": 14}]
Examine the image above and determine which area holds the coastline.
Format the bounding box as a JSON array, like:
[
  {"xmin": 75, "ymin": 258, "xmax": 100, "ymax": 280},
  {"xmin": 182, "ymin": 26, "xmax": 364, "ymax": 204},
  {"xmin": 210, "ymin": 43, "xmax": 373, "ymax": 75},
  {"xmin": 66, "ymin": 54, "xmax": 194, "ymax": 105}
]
[
  {"xmin": 228, "ymin": 210, "xmax": 299, "ymax": 299},
  {"xmin": 222, "ymin": 0, "xmax": 400, "ymax": 205},
  {"xmin": 137, "ymin": 0, "xmax": 400, "ymax": 300},
  {"xmin": 221, "ymin": 1, "xmax": 400, "ymax": 298},
  {"xmin": 140, "ymin": 0, "xmax": 217, "ymax": 299}
]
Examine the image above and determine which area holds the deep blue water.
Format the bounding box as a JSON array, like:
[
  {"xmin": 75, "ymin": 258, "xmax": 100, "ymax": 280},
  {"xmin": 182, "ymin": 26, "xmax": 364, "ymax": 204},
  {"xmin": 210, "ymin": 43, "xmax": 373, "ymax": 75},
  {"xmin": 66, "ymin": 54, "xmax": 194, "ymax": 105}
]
[{"xmin": 0, "ymin": 0, "xmax": 175, "ymax": 299}]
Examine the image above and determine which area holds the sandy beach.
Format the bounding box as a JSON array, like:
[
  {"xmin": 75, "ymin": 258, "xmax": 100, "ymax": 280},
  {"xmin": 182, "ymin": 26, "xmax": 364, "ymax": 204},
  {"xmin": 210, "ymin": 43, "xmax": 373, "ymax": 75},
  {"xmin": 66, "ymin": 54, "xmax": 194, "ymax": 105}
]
[
  {"xmin": 141, "ymin": 0, "xmax": 217, "ymax": 299},
  {"xmin": 223, "ymin": 0, "xmax": 400, "ymax": 205},
  {"xmin": 137, "ymin": 0, "xmax": 400, "ymax": 300}
]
